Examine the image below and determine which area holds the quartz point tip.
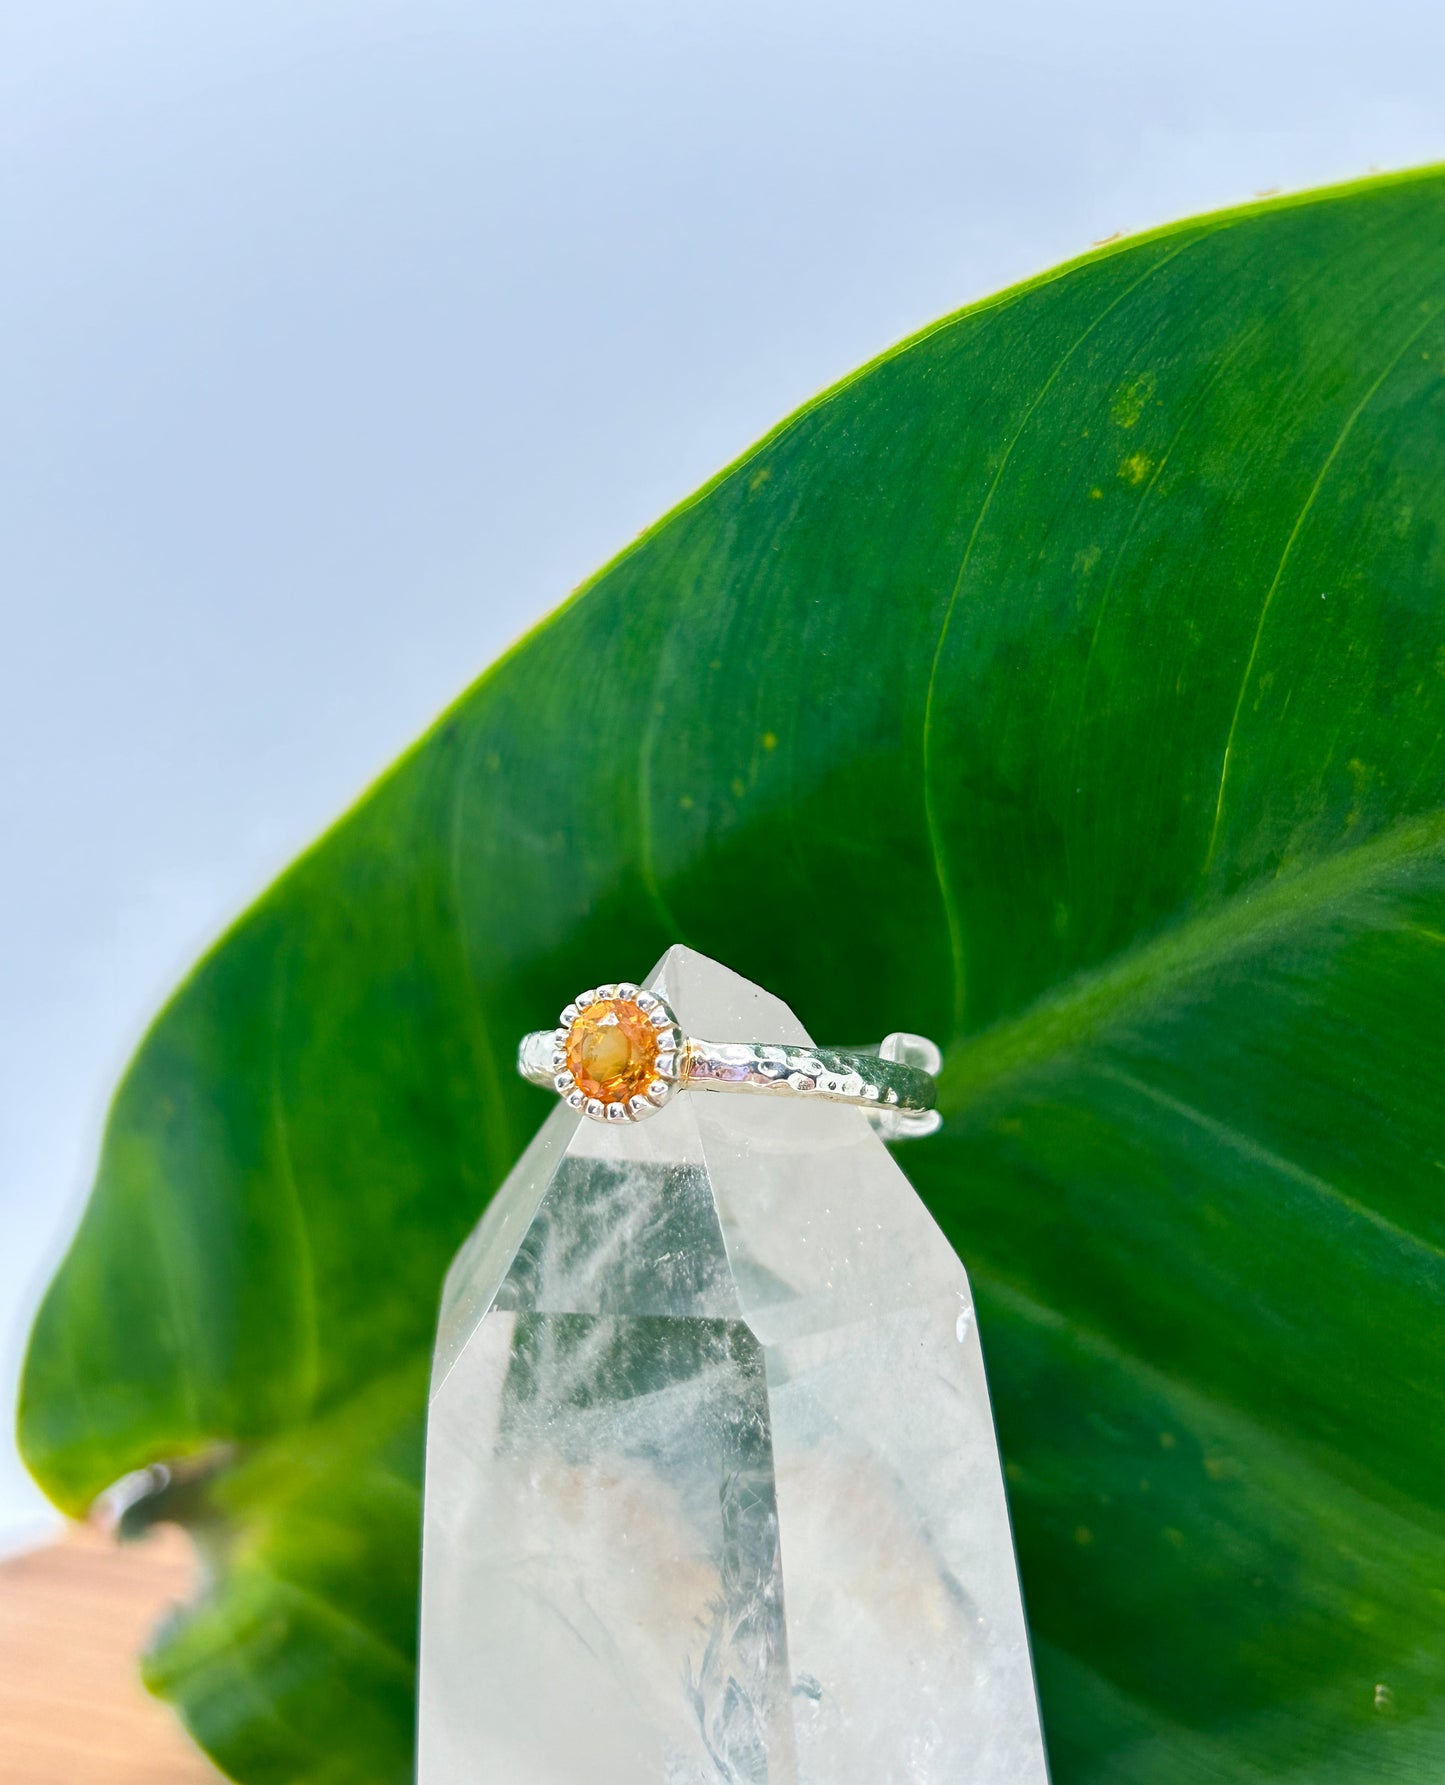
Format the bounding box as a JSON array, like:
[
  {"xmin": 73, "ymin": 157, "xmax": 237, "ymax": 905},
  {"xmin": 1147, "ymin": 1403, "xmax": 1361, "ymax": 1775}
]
[{"xmin": 421, "ymin": 946, "xmax": 1049, "ymax": 1783}]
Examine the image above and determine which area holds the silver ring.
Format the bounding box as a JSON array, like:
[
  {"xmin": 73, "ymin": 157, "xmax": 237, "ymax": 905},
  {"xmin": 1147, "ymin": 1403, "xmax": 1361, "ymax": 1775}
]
[{"xmin": 516, "ymin": 981, "xmax": 941, "ymax": 1132}]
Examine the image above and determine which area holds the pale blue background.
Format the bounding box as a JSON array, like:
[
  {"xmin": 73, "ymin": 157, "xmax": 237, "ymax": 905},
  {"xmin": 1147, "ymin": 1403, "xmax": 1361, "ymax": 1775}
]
[{"xmin": 4, "ymin": 0, "xmax": 1443, "ymax": 1544}]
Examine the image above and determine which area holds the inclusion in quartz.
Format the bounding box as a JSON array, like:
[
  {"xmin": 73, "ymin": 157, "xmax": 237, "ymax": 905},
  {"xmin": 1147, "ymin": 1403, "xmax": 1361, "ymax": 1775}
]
[{"xmin": 419, "ymin": 946, "xmax": 1049, "ymax": 1785}]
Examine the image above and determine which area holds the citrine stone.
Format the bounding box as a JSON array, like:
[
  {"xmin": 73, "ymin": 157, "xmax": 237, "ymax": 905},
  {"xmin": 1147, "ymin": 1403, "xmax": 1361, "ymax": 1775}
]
[{"xmin": 566, "ymin": 998, "xmax": 659, "ymax": 1103}]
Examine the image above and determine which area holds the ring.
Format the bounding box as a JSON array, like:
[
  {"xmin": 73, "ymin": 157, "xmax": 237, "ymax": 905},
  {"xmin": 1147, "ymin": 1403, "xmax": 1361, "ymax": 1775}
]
[{"xmin": 516, "ymin": 981, "xmax": 940, "ymax": 1126}]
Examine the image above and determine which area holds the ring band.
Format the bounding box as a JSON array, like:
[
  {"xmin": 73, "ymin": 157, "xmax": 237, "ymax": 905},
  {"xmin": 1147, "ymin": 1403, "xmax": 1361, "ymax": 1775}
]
[{"xmin": 517, "ymin": 981, "xmax": 940, "ymax": 1128}]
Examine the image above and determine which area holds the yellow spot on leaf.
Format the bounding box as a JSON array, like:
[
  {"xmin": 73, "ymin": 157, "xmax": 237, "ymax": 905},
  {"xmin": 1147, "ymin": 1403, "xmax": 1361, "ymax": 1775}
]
[
  {"xmin": 1159, "ymin": 1431, "xmax": 1177, "ymax": 1451},
  {"xmin": 1074, "ymin": 1526, "xmax": 1094, "ymax": 1547},
  {"xmin": 1119, "ymin": 452, "xmax": 1152, "ymax": 485},
  {"xmin": 1110, "ymin": 372, "xmax": 1156, "ymax": 429},
  {"xmin": 749, "ymin": 466, "xmax": 772, "ymax": 492},
  {"xmin": 761, "ymin": 731, "xmax": 778, "ymax": 752}
]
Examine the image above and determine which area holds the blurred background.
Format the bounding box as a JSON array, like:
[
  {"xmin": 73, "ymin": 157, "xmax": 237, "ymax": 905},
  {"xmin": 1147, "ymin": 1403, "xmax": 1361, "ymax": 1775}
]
[{"xmin": 3, "ymin": 0, "xmax": 1443, "ymax": 1622}]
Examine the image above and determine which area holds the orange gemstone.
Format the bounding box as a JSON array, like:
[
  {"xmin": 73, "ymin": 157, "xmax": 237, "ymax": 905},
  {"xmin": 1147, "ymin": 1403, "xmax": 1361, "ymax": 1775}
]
[{"xmin": 566, "ymin": 999, "xmax": 660, "ymax": 1104}]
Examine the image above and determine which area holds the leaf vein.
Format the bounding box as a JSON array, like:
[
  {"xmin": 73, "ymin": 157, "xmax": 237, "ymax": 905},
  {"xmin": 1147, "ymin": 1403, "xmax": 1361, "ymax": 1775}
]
[
  {"xmin": 1203, "ymin": 302, "xmax": 1442, "ymax": 870},
  {"xmin": 1097, "ymin": 1063, "xmax": 1445, "ymax": 1270},
  {"xmin": 921, "ymin": 232, "xmax": 1211, "ymax": 1038},
  {"xmin": 973, "ymin": 1268, "xmax": 1445, "ymax": 1537},
  {"xmin": 942, "ymin": 804, "xmax": 1445, "ymax": 1110}
]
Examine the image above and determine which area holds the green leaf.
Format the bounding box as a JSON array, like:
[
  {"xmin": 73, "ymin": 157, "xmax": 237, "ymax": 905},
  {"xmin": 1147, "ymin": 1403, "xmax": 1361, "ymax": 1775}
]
[{"xmin": 21, "ymin": 166, "xmax": 1445, "ymax": 1783}]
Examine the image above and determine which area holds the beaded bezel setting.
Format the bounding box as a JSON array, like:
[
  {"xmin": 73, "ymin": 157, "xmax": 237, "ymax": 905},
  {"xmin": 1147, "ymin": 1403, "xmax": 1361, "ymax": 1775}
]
[{"xmin": 550, "ymin": 983, "xmax": 683, "ymax": 1124}]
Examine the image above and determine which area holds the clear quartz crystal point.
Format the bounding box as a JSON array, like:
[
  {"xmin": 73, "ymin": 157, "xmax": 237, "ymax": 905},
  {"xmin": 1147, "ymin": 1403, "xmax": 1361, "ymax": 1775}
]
[{"xmin": 420, "ymin": 947, "xmax": 1049, "ymax": 1784}]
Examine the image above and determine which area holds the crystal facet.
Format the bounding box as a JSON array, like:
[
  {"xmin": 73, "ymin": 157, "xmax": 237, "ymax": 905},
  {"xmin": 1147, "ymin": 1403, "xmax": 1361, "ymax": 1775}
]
[{"xmin": 420, "ymin": 947, "xmax": 1049, "ymax": 1784}]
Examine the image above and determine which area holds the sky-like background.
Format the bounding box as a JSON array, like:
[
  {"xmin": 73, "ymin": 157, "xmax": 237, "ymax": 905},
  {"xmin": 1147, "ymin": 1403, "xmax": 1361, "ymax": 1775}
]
[{"xmin": 4, "ymin": 0, "xmax": 1445, "ymax": 1545}]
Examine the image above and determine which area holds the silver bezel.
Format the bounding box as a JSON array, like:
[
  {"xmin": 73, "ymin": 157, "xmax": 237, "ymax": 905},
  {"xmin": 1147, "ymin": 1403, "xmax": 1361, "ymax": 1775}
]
[{"xmin": 556, "ymin": 983, "xmax": 682, "ymax": 1123}]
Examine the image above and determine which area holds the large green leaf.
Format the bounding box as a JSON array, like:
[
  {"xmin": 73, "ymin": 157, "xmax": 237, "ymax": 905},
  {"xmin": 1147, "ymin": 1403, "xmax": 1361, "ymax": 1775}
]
[{"xmin": 21, "ymin": 167, "xmax": 1445, "ymax": 1783}]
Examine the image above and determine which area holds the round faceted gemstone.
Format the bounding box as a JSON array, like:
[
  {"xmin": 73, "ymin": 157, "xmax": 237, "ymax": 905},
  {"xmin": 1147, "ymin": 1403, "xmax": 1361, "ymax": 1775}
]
[{"xmin": 566, "ymin": 998, "xmax": 660, "ymax": 1103}]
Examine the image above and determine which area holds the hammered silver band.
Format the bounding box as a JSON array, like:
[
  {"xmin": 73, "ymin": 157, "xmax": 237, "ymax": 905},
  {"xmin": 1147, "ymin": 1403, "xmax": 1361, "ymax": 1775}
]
[
  {"xmin": 516, "ymin": 980, "xmax": 942, "ymax": 1139},
  {"xmin": 519, "ymin": 1030, "xmax": 937, "ymax": 1111}
]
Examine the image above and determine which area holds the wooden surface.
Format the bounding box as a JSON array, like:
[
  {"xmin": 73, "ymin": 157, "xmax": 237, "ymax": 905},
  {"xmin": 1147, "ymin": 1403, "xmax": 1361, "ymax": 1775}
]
[{"xmin": 0, "ymin": 1522, "xmax": 217, "ymax": 1785}]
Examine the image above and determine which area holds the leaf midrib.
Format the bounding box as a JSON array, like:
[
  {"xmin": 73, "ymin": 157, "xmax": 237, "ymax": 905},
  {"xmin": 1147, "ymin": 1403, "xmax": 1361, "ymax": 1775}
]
[
  {"xmin": 975, "ymin": 1267, "xmax": 1445, "ymax": 1544},
  {"xmin": 938, "ymin": 806, "xmax": 1445, "ymax": 1116}
]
